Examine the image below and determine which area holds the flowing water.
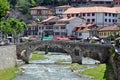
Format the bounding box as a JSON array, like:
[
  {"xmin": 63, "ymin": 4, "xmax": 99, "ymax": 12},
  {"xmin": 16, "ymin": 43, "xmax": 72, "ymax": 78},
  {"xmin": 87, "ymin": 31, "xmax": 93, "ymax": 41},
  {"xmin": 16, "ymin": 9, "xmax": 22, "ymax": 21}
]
[{"xmin": 14, "ymin": 52, "xmax": 98, "ymax": 80}]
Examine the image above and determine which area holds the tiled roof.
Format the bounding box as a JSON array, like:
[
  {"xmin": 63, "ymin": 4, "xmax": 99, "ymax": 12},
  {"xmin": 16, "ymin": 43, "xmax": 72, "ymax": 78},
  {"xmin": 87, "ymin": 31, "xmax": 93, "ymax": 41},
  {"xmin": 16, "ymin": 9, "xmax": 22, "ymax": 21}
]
[
  {"xmin": 73, "ymin": 23, "xmax": 95, "ymax": 33},
  {"xmin": 42, "ymin": 16, "xmax": 56, "ymax": 22},
  {"xmin": 59, "ymin": 17, "xmax": 76, "ymax": 21},
  {"xmin": 99, "ymin": 25, "xmax": 120, "ymax": 31},
  {"xmin": 30, "ymin": 6, "xmax": 49, "ymax": 10},
  {"xmin": 64, "ymin": 6, "xmax": 118, "ymax": 14},
  {"xmin": 27, "ymin": 21, "xmax": 37, "ymax": 26},
  {"xmin": 54, "ymin": 23, "xmax": 66, "ymax": 26}
]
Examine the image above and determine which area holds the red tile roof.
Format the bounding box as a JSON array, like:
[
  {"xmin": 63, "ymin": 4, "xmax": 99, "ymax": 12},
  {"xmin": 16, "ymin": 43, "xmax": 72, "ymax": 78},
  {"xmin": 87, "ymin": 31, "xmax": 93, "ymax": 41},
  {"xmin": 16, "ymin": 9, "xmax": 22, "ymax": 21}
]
[
  {"xmin": 99, "ymin": 25, "xmax": 120, "ymax": 31},
  {"xmin": 64, "ymin": 6, "xmax": 119, "ymax": 14}
]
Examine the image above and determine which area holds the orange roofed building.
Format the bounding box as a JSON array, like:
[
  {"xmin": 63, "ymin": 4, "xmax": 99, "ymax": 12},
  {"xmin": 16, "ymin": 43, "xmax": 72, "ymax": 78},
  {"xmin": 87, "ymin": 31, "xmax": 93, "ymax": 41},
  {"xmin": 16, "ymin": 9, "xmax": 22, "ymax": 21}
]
[{"xmin": 30, "ymin": 6, "xmax": 53, "ymax": 19}]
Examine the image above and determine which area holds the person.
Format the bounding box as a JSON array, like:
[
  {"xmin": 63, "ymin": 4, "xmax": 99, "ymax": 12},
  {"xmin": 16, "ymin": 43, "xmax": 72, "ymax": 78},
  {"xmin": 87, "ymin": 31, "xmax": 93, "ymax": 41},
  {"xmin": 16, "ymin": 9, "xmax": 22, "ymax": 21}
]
[{"xmin": 101, "ymin": 39, "xmax": 104, "ymax": 44}]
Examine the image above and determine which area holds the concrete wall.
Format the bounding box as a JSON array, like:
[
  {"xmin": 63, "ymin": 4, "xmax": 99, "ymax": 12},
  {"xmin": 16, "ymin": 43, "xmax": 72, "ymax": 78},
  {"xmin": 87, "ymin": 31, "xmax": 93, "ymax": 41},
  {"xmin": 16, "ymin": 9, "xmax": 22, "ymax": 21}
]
[{"xmin": 0, "ymin": 45, "xmax": 17, "ymax": 70}]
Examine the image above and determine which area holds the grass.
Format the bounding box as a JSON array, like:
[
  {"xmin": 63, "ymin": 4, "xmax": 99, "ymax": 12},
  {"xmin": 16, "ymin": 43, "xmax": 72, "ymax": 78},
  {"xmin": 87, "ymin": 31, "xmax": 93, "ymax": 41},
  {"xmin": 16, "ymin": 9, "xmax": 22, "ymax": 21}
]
[
  {"xmin": 70, "ymin": 63, "xmax": 87, "ymax": 70},
  {"xmin": 55, "ymin": 59, "xmax": 70, "ymax": 63},
  {"xmin": 77, "ymin": 64, "xmax": 115, "ymax": 80},
  {"xmin": 29, "ymin": 54, "xmax": 46, "ymax": 61},
  {"xmin": 0, "ymin": 67, "xmax": 18, "ymax": 80}
]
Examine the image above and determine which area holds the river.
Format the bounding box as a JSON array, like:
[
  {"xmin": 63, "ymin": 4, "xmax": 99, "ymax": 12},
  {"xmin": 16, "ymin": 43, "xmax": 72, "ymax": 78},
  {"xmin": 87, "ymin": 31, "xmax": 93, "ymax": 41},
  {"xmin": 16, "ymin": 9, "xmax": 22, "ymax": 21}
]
[{"xmin": 14, "ymin": 52, "xmax": 98, "ymax": 80}]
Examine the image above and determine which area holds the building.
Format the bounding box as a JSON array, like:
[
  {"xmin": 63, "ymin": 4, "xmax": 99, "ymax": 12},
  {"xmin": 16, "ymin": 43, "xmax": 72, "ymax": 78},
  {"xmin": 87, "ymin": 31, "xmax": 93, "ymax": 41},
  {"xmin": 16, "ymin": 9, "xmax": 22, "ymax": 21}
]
[
  {"xmin": 70, "ymin": 0, "xmax": 90, "ymax": 7},
  {"xmin": 55, "ymin": 5, "xmax": 72, "ymax": 16},
  {"xmin": 30, "ymin": 6, "xmax": 53, "ymax": 19},
  {"xmin": 72, "ymin": 23, "xmax": 96, "ymax": 39},
  {"xmin": 90, "ymin": 0, "xmax": 114, "ymax": 7},
  {"xmin": 70, "ymin": 0, "xmax": 114, "ymax": 7},
  {"xmin": 115, "ymin": 0, "xmax": 120, "ymax": 6},
  {"xmin": 64, "ymin": 6, "xmax": 120, "ymax": 27},
  {"xmin": 99, "ymin": 25, "xmax": 120, "ymax": 38},
  {"xmin": 33, "ymin": 16, "xmax": 86, "ymax": 38},
  {"xmin": 26, "ymin": 21, "xmax": 39, "ymax": 38}
]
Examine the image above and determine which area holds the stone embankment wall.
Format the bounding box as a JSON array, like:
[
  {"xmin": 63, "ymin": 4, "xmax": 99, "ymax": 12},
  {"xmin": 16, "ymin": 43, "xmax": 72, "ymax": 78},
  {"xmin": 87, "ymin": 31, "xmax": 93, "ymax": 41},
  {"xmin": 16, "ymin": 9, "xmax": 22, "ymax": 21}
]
[
  {"xmin": 111, "ymin": 53, "xmax": 120, "ymax": 80},
  {"xmin": 0, "ymin": 45, "xmax": 17, "ymax": 70}
]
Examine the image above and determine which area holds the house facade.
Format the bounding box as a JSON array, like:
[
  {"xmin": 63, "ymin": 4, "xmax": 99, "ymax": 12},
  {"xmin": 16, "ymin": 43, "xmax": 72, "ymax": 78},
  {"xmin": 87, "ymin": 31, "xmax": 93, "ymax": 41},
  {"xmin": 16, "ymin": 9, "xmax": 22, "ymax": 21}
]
[
  {"xmin": 99, "ymin": 25, "xmax": 120, "ymax": 38},
  {"xmin": 30, "ymin": 6, "xmax": 53, "ymax": 19}
]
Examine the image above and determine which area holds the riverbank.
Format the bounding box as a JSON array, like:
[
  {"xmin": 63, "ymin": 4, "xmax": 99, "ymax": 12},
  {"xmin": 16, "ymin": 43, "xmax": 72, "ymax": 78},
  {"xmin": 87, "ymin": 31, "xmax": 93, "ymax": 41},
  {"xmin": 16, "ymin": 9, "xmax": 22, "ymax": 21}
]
[
  {"xmin": 0, "ymin": 67, "xmax": 18, "ymax": 80},
  {"xmin": 74, "ymin": 64, "xmax": 115, "ymax": 80}
]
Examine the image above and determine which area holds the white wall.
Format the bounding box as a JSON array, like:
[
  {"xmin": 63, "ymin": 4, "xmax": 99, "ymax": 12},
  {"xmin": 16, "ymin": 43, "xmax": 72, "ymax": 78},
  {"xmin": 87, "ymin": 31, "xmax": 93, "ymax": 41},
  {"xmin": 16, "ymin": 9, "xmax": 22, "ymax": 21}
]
[{"xmin": 66, "ymin": 18, "xmax": 86, "ymax": 36}]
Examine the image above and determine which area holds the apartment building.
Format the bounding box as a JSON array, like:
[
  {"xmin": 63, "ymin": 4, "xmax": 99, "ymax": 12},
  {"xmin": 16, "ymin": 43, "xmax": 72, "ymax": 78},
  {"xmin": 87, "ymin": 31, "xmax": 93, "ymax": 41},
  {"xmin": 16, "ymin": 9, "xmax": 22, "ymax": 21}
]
[{"xmin": 64, "ymin": 6, "xmax": 120, "ymax": 27}]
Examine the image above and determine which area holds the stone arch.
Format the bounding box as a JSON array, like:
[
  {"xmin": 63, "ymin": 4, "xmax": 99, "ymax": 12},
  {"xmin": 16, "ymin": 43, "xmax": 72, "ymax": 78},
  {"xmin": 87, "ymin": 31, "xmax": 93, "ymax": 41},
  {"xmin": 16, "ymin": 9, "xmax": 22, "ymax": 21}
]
[{"xmin": 28, "ymin": 43, "xmax": 73, "ymax": 62}]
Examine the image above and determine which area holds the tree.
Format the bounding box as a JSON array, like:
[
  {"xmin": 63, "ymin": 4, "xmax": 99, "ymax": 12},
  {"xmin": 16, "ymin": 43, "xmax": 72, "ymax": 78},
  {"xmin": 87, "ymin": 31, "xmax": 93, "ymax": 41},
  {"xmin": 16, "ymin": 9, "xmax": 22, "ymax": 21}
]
[
  {"xmin": 7, "ymin": 18, "xmax": 27, "ymax": 43},
  {"xmin": 0, "ymin": 0, "xmax": 10, "ymax": 21},
  {"xmin": 0, "ymin": 21, "xmax": 13, "ymax": 40},
  {"xmin": 8, "ymin": 0, "xmax": 17, "ymax": 8}
]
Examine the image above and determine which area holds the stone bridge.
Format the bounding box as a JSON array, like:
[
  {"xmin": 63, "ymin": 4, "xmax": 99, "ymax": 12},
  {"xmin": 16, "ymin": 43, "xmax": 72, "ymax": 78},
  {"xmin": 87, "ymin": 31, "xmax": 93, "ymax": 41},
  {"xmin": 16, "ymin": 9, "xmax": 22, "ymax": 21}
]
[{"xmin": 16, "ymin": 40, "xmax": 113, "ymax": 64}]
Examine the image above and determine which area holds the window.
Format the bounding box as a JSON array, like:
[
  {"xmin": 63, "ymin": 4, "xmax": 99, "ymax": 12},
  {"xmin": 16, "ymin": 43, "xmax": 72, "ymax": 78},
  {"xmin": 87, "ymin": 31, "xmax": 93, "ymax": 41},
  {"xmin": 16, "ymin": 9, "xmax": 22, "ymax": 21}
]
[
  {"xmin": 112, "ymin": 19, "xmax": 114, "ymax": 22},
  {"xmin": 92, "ymin": 19, "xmax": 95, "ymax": 22},
  {"xmin": 79, "ymin": 33, "xmax": 82, "ymax": 36},
  {"xmin": 55, "ymin": 32, "xmax": 60, "ymax": 35},
  {"xmin": 61, "ymin": 27, "xmax": 65, "ymax": 29},
  {"xmin": 76, "ymin": 14, "xmax": 79, "ymax": 17},
  {"xmin": 109, "ymin": 19, "xmax": 111, "ymax": 22},
  {"xmin": 72, "ymin": 14, "xmax": 74, "ymax": 17},
  {"xmin": 92, "ymin": 13, "xmax": 95, "ymax": 16},
  {"xmin": 87, "ymin": 13, "xmax": 90, "ymax": 16},
  {"xmin": 105, "ymin": 13, "xmax": 107, "ymax": 16},
  {"xmin": 59, "ymin": 9, "xmax": 63, "ymax": 12},
  {"xmin": 74, "ymin": 49, "xmax": 79, "ymax": 56},
  {"xmin": 112, "ymin": 14, "xmax": 115, "ymax": 17},
  {"xmin": 83, "ymin": 13, "xmax": 85, "ymax": 16},
  {"xmin": 105, "ymin": 19, "xmax": 107, "ymax": 22},
  {"xmin": 87, "ymin": 19, "xmax": 90, "ymax": 22},
  {"xmin": 109, "ymin": 13, "xmax": 111, "ymax": 16},
  {"xmin": 61, "ymin": 32, "xmax": 66, "ymax": 36},
  {"xmin": 54, "ymin": 27, "xmax": 59, "ymax": 29}
]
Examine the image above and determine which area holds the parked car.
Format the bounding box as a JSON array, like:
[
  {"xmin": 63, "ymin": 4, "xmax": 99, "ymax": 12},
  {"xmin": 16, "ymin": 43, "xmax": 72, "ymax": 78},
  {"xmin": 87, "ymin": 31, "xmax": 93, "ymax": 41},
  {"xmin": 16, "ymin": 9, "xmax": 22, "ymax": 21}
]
[{"xmin": 0, "ymin": 40, "xmax": 10, "ymax": 46}]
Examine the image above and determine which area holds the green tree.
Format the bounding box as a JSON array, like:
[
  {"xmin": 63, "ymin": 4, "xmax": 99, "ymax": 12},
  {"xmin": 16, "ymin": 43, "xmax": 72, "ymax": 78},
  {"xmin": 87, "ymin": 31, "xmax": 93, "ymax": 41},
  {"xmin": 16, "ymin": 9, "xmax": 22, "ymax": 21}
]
[
  {"xmin": 0, "ymin": 0, "xmax": 10, "ymax": 21},
  {"xmin": 0, "ymin": 21, "xmax": 13, "ymax": 40},
  {"xmin": 7, "ymin": 18, "xmax": 27, "ymax": 43},
  {"xmin": 8, "ymin": 0, "xmax": 17, "ymax": 8}
]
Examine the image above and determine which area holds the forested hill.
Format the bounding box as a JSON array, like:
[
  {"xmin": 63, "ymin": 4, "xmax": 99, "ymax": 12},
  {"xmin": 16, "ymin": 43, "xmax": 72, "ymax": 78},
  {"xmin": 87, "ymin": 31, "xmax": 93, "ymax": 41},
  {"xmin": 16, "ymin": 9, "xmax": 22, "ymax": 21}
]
[
  {"xmin": 9, "ymin": 0, "xmax": 70, "ymax": 8},
  {"xmin": 8, "ymin": 0, "xmax": 70, "ymax": 15}
]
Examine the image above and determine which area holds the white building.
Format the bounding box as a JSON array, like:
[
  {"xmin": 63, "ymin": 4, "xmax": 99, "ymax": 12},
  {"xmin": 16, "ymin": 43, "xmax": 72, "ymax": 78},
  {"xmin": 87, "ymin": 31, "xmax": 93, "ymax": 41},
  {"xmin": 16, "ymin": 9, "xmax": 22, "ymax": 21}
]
[
  {"xmin": 63, "ymin": 6, "xmax": 120, "ymax": 27},
  {"xmin": 55, "ymin": 5, "xmax": 72, "ymax": 16},
  {"xmin": 36, "ymin": 16, "xmax": 86, "ymax": 38},
  {"xmin": 58, "ymin": 17, "xmax": 86, "ymax": 36}
]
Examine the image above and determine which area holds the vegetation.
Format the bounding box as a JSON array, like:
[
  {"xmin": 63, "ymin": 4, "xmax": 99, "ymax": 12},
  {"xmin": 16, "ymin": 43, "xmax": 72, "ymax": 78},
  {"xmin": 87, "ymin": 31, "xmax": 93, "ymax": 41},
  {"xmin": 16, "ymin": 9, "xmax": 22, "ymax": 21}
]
[
  {"xmin": 0, "ymin": 18, "xmax": 27, "ymax": 42},
  {"xmin": 77, "ymin": 64, "xmax": 115, "ymax": 80},
  {"xmin": 29, "ymin": 54, "xmax": 46, "ymax": 61},
  {"xmin": 0, "ymin": 0, "xmax": 10, "ymax": 21},
  {"xmin": 91, "ymin": 40, "xmax": 97, "ymax": 43},
  {"xmin": 0, "ymin": 67, "xmax": 18, "ymax": 80},
  {"xmin": 70, "ymin": 63, "xmax": 87, "ymax": 70}
]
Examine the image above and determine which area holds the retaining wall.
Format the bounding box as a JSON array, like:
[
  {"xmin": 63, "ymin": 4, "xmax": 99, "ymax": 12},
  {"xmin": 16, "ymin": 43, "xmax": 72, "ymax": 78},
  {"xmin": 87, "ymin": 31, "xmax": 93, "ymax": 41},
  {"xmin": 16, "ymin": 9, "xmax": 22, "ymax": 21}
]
[{"xmin": 0, "ymin": 45, "xmax": 17, "ymax": 70}]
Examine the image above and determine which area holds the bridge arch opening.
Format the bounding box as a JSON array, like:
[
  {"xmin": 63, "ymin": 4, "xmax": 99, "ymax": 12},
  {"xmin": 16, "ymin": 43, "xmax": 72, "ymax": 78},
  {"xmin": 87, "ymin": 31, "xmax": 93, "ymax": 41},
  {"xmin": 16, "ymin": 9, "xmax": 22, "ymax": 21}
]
[{"xmin": 29, "ymin": 45, "xmax": 73, "ymax": 64}]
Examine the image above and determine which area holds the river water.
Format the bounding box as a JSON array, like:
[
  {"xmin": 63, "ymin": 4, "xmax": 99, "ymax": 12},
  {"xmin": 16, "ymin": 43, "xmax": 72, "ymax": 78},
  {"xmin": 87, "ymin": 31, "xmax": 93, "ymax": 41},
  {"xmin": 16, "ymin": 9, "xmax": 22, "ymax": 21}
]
[{"xmin": 14, "ymin": 52, "xmax": 98, "ymax": 80}]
